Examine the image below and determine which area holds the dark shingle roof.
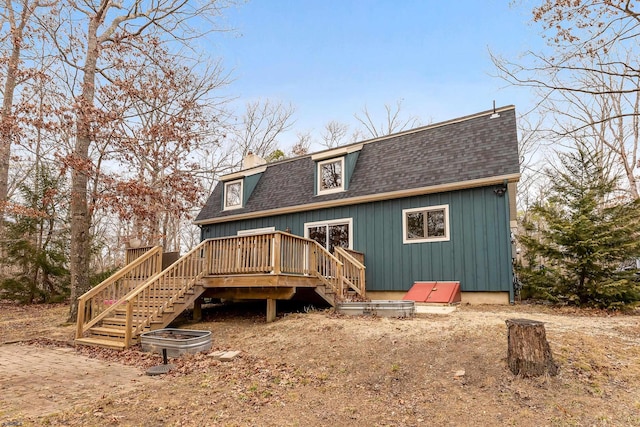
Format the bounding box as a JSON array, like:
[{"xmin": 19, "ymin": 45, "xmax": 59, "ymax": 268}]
[{"xmin": 196, "ymin": 106, "xmax": 519, "ymax": 223}]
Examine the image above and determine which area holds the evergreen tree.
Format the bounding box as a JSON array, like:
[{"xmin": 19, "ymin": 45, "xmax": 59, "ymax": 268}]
[
  {"xmin": 0, "ymin": 166, "xmax": 69, "ymax": 303},
  {"xmin": 518, "ymin": 146, "xmax": 640, "ymax": 309}
]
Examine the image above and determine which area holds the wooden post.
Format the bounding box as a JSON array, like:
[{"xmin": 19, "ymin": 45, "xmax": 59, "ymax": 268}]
[
  {"xmin": 193, "ymin": 297, "xmax": 202, "ymax": 322},
  {"xmin": 506, "ymin": 318, "xmax": 558, "ymax": 377},
  {"xmin": 124, "ymin": 301, "xmax": 134, "ymax": 349},
  {"xmin": 75, "ymin": 298, "xmax": 86, "ymax": 339},
  {"xmin": 266, "ymin": 298, "xmax": 276, "ymax": 323},
  {"xmin": 272, "ymin": 233, "xmax": 281, "ymax": 274}
]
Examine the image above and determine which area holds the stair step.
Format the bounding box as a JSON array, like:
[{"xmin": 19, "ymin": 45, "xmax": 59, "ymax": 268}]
[
  {"xmin": 114, "ymin": 307, "xmax": 175, "ymax": 314},
  {"xmin": 89, "ymin": 326, "xmax": 127, "ymax": 337},
  {"xmin": 102, "ymin": 317, "xmax": 127, "ymax": 326},
  {"xmin": 75, "ymin": 337, "xmax": 126, "ymax": 350}
]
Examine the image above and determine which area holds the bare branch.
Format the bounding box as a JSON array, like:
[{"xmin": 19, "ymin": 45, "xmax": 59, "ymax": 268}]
[{"xmin": 354, "ymin": 99, "xmax": 420, "ymax": 139}]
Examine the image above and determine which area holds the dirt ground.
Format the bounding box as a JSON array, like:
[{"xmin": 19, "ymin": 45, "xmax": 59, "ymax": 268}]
[{"xmin": 1, "ymin": 302, "xmax": 640, "ymax": 427}]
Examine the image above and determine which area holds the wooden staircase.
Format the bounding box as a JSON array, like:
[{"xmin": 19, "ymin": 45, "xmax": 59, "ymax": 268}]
[
  {"xmin": 76, "ymin": 241, "xmax": 210, "ymax": 349},
  {"xmin": 75, "ymin": 283, "xmax": 206, "ymax": 349}
]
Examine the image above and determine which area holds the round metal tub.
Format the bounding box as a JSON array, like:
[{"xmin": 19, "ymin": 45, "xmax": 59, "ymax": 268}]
[{"xmin": 140, "ymin": 328, "xmax": 212, "ymax": 357}]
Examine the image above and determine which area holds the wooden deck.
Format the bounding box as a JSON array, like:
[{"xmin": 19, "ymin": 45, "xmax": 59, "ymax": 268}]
[{"xmin": 75, "ymin": 232, "xmax": 366, "ymax": 349}]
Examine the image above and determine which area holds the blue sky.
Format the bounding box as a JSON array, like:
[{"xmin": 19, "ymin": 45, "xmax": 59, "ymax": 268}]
[{"xmin": 211, "ymin": 0, "xmax": 542, "ymax": 148}]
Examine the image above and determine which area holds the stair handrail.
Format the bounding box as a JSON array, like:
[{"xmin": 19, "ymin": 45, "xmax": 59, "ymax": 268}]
[
  {"xmin": 307, "ymin": 240, "xmax": 346, "ymax": 299},
  {"xmin": 334, "ymin": 246, "xmax": 366, "ymax": 297},
  {"xmin": 122, "ymin": 239, "xmax": 211, "ymax": 346},
  {"xmin": 76, "ymin": 246, "xmax": 163, "ymax": 339}
]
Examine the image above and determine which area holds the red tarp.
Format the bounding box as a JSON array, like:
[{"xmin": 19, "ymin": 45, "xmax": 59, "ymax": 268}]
[{"xmin": 403, "ymin": 281, "xmax": 461, "ymax": 304}]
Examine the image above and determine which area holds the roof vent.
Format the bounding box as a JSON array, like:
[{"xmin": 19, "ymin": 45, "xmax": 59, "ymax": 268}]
[
  {"xmin": 242, "ymin": 151, "xmax": 267, "ymax": 170},
  {"xmin": 490, "ymin": 100, "xmax": 500, "ymax": 119}
]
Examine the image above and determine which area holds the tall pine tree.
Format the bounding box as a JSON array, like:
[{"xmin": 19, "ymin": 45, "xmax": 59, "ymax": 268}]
[{"xmin": 519, "ymin": 146, "xmax": 640, "ymax": 309}]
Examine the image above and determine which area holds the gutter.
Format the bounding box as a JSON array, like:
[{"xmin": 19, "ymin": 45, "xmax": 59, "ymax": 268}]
[{"xmin": 195, "ymin": 173, "xmax": 521, "ymax": 226}]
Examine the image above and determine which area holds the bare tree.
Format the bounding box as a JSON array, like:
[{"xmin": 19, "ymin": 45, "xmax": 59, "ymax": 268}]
[
  {"xmin": 0, "ymin": 0, "xmax": 53, "ymax": 212},
  {"xmin": 491, "ymin": 1, "xmax": 640, "ymax": 201},
  {"xmin": 495, "ymin": 39, "xmax": 640, "ymax": 199},
  {"xmin": 97, "ymin": 40, "xmax": 227, "ymax": 251},
  {"xmin": 494, "ymin": 1, "xmax": 640, "ymax": 124},
  {"xmin": 354, "ymin": 99, "xmax": 420, "ymax": 139},
  {"xmin": 290, "ymin": 131, "xmax": 311, "ymax": 157},
  {"xmin": 320, "ymin": 120, "xmax": 349, "ymax": 148},
  {"xmin": 47, "ymin": 0, "xmax": 230, "ymax": 321},
  {"xmin": 228, "ymin": 99, "xmax": 296, "ymax": 165}
]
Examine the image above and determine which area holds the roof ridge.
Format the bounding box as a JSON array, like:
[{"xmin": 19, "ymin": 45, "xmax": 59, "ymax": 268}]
[{"xmin": 221, "ymin": 105, "xmax": 517, "ymax": 177}]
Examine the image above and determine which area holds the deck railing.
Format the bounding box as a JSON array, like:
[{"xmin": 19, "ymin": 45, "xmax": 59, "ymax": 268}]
[
  {"xmin": 76, "ymin": 246, "xmax": 163, "ymax": 339},
  {"xmin": 280, "ymin": 232, "xmax": 312, "ymax": 275},
  {"xmin": 207, "ymin": 233, "xmax": 274, "ymax": 275},
  {"xmin": 123, "ymin": 240, "xmax": 210, "ymax": 344},
  {"xmin": 334, "ymin": 247, "xmax": 366, "ymax": 297},
  {"xmin": 125, "ymin": 245, "xmax": 156, "ymax": 264},
  {"xmin": 309, "ymin": 242, "xmax": 344, "ymax": 296},
  {"xmin": 341, "ymin": 248, "xmax": 364, "ymax": 265},
  {"xmin": 203, "ymin": 232, "xmax": 352, "ymax": 298}
]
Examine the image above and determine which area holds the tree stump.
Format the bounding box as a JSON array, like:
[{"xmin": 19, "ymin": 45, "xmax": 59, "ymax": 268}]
[{"xmin": 505, "ymin": 318, "xmax": 558, "ymax": 377}]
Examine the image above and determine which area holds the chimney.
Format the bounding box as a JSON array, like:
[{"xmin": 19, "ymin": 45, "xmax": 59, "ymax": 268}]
[{"xmin": 242, "ymin": 151, "xmax": 267, "ymax": 170}]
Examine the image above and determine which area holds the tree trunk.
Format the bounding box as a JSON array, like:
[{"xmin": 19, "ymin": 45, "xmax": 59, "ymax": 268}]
[
  {"xmin": 68, "ymin": 15, "xmax": 101, "ymax": 322},
  {"xmin": 505, "ymin": 318, "xmax": 558, "ymax": 377}
]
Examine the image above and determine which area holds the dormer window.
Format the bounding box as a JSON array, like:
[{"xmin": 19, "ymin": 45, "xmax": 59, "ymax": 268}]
[
  {"xmin": 224, "ymin": 179, "xmax": 243, "ymax": 210},
  {"xmin": 317, "ymin": 157, "xmax": 344, "ymax": 194}
]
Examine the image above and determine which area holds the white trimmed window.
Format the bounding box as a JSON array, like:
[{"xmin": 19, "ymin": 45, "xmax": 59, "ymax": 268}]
[
  {"xmin": 305, "ymin": 218, "xmax": 352, "ymax": 252},
  {"xmin": 317, "ymin": 157, "xmax": 344, "ymax": 194},
  {"xmin": 224, "ymin": 180, "xmax": 243, "ymax": 210},
  {"xmin": 402, "ymin": 205, "xmax": 450, "ymax": 244}
]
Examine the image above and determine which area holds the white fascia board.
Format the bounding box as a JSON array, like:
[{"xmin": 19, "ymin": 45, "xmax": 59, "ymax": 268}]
[
  {"xmin": 221, "ymin": 165, "xmax": 267, "ymax": 182},
  {"xmin": 310, "ymin": 143, "xmax": 364, "ymax": 161}
]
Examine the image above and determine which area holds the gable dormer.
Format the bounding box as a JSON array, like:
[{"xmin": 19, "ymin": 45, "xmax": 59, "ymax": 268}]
[
  {"xmin": 220, "ymin": 155, "xmax": 266, "ymax": 211},
  {"xmin": 311, "ymin": 144, "xmax": 363, "ymax": 196}
]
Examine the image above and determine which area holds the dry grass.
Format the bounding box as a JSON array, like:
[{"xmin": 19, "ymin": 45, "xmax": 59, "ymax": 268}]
[{"xmin": 1, "ymin": 302, "xmax": 640, "ymax": 426}]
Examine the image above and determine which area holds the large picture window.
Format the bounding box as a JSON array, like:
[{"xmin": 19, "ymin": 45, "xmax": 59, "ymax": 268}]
[
  {"xmin": 317, "ymin": 157, "xmax": 344, "ymax": 194},
  {"xmin": 402, "ymin": 205, "xmax": 450, "ymax": 243},
  {"xmin": 224, "ymin": 180, "xmax": 243, "ymax": 210}
]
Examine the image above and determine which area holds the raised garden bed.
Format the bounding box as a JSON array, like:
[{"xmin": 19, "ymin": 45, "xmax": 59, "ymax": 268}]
[{"xmin": 336, "ymin": 300, "xmax": 415, "ymax": 317}]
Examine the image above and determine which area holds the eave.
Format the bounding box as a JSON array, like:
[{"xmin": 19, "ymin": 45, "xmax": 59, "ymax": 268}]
[{"xmin": 194, "ymin": 173, "xmax": 520, "ymax": 226}]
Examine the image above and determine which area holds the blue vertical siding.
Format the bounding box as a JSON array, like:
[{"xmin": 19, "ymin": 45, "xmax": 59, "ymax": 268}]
[{"xmin": 200, "ymin": 185, "xmax": 513, "ymax": 293}]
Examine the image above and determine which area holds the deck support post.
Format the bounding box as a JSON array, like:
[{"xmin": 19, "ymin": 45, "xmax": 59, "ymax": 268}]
[
  {"xmin": 193, "ymin": 297, "xmax": 202, "ymax": 322},
  {"xmin": 266, "ymin": 298, "xmax": 276, "ymax": 323}
]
